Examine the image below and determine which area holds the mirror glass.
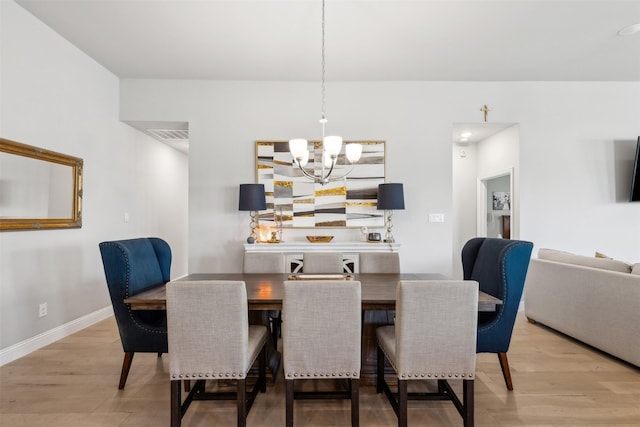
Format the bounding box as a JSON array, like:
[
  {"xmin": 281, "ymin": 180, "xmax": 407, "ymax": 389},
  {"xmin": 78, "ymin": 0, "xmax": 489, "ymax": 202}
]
[{"xmin": 0, "ymin": 138, "xmax": 83, "ymax": 231}]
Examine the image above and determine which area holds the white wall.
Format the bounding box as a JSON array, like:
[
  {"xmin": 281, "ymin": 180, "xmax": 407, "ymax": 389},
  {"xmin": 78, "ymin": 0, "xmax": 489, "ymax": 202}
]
[
  {"xmin": 0, "ymin": 1, "xmax": 188, "ymax": 357},
  {"xmin": 120, "ymin": 80, "xmax": 640, "ymax": 275},
  {"xmin": 452, "ymin": 142, "xmax": 478, "ymax": 278}
]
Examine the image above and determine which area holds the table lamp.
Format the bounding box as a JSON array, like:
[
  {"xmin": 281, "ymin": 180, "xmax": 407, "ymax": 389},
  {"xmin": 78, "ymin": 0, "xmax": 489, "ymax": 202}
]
[
  {"xmin": 239, "ymin": 184, "xmax": 266, "ymax": 243},
  {"xmin": 377, "ymin": 183, "xmax": 405, "ymax": 243}
]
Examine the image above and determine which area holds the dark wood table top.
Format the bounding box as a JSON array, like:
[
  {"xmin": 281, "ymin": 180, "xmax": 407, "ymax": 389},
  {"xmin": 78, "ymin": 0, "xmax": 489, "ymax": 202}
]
[{"xmin": 124, "ymin": 273, "xmax": 502, "ymax": 312}]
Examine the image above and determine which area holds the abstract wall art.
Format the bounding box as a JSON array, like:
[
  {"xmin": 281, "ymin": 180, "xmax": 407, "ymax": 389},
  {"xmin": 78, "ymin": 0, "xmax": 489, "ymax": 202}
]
[{"xmin": 255, "ymin": 140, "xmax": 386, "ymax": 228}]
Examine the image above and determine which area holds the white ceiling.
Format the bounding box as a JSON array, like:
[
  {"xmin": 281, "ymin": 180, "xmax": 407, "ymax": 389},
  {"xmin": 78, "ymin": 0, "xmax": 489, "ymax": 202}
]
[{"xmin": 15, "ymin": 0, "xmax": 640, "ymax": 82}]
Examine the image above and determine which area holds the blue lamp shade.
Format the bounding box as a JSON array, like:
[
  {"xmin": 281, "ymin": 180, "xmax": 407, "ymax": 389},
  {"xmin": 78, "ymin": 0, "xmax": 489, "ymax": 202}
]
[
  {"xmin": 238, "ymin": 184, "xmax": 266, "ymax": 211},
  {"xmin": 377, "ymin": 183, "xmax": 405, "ymax": 210}
]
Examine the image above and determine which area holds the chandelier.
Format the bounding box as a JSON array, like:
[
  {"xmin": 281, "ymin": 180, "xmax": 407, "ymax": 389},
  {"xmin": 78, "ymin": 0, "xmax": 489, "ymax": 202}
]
[{"xmin": 289, "ymin": 0, "xmax": 362, "ymax": 184}]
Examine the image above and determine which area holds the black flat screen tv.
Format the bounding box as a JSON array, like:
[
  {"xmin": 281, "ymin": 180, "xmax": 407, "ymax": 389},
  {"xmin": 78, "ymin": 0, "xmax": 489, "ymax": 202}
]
[{"xmin": 631, "ymin": 136, "xmax": 640, "ymax": 202}]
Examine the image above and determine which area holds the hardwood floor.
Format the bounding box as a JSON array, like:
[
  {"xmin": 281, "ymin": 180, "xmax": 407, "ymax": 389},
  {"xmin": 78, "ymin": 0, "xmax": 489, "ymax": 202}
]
[{"xmin": 1, "ymin": 313, "xmax": 639, "ymax": 426}]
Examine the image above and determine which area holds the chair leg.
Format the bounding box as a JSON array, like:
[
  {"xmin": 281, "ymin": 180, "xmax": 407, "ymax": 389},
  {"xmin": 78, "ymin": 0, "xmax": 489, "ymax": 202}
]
[
  {"xmin": 497, "ymin": 352, "xmax": 514, "ymax": 390},
  {"xmin": 237, "ymin": 378, "xmax": 247, "ymax": 427},
  {"xmin": 276, "ymin": 312, "xmax": 283, "ymax": 347},
  {"xmin": 286, "ymin": 379, "xmax": 294, "ymax": 427},
  {"xmin": 351, "ymin": 378, "xmax": 360, "ymax": 427},
  {"xmin": 398, "ymin": 380, "xmax": 408, "ymax": 427},
  {"xmin": 463, "ymin": 379, "xmax": 474, "ymax": 427},
  {"xmin": 269, "ymin": 313, "xmax": 277, "ymax": 349},
  {"xmin": 376, "ymin": 345, "xmax": 384, "ymax": 394},
  {"xmin": 118, "ymin": 352, "xmax": 134, "ymax": 389},
  {"xmin": 170, "ymin": 380, "xmax": 182, "ymax": 427},
  {"xmin": 259, "ymin": 346, "xmax": 267, "ymax": 393}
]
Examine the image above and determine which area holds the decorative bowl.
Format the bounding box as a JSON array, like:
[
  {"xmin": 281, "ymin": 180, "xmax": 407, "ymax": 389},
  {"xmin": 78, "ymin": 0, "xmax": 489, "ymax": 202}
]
[{"xmin": 306, "ymin": 235, "xmax": 334, "ymax": 243}]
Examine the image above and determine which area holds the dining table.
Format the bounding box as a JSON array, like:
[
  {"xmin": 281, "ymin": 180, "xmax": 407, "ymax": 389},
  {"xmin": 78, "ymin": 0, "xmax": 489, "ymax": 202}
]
[
  {"xmin": 125, "ymin": 272, "xmax": 501, "ymax": 311},
  {"xmin": 124, "ymin": 273, "xmax": 502, "ymax": 384}
]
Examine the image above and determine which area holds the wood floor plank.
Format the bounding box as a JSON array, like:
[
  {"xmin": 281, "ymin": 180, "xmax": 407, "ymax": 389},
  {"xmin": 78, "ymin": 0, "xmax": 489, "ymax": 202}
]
[{"xmin": 1, "ymin": 314, "xmax": 639, "ymax": 426}]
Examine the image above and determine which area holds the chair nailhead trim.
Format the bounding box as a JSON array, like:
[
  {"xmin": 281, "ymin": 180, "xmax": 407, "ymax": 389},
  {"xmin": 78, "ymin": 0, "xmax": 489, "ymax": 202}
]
[
  {"xmin": 286, "ymin": 371, "xmax": 359, "ymax": 378},
  {"xmin": 171, "ymin": 372, "xmax": 248, "ymax": 379}
]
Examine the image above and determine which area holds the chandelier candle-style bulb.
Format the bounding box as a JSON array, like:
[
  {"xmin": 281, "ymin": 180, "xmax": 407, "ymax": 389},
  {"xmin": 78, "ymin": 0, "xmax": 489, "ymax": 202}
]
[
  {"xmin": 323, "ymin": 136, "xmax": 343, "ymax": 156},
  {"xmin": 346, "ymin": 143, "xmax": 363, "ymax": 163},
  {"xmin": 323, "ymin": 152, "xmax": 333, "ymax": 168},
  {"xmin": 289, "ymin": 139, "xmax": 308, "ymax": 162}
]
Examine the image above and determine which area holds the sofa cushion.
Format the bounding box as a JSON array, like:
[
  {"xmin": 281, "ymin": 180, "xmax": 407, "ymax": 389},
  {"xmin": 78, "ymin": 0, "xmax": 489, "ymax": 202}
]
[
  {"xmin": 538, "ymin": 248, "xmax": 631, "ymax": 273},
  {"xmin": 632, "ymin": 263, "xmax": 640, "ymax": 275}
]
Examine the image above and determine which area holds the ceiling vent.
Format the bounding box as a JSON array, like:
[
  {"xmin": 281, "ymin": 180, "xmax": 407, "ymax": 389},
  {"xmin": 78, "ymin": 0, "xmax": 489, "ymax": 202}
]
[{"xmin": 146, "ymin": 129, "xmax": 189, "ymax": 141}]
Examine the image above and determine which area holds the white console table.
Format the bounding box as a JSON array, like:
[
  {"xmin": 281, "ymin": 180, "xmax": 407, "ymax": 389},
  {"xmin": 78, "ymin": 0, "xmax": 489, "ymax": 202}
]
[{"xmin": 243, "ymin": 241, "xmax": 400, "ymax": 273}]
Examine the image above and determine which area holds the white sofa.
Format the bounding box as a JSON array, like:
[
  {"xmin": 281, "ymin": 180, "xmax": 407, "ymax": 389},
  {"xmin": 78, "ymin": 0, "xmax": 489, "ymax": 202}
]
[{"xmin": 524, "ymin": 248, "xmax": 640, "ymax": 367}]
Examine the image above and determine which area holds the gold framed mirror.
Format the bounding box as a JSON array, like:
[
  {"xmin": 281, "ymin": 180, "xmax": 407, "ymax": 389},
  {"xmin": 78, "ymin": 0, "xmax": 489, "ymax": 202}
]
[{"xmin": 0, "ymin": 138, "xmax": 83, "ymax": 231}]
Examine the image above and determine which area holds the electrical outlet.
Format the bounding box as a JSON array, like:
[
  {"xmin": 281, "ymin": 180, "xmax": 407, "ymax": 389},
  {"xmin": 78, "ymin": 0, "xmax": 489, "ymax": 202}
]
[{"xmin": 39, "ymin": 302, "xmax": 47, "ymax": 318}]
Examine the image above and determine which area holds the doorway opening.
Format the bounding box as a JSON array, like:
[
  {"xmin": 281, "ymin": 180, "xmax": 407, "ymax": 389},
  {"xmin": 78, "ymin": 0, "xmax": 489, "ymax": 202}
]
[
  {"xmin": 478, "ymin": 170, "xmax": 513, "ymax": 238},
  {"xmin": 451, "ymin": 123, "xmax": 520, "ymax": 278}
]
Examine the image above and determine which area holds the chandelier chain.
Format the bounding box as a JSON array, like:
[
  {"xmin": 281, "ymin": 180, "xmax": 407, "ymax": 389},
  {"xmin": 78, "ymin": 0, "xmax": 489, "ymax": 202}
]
[
  {"xmin": 321, "ymin": 0, "xmax": 326, "ymax": 121},
  {"xmin": 288, "ymin": 0, "xmax": 362, "ymax": 184}
]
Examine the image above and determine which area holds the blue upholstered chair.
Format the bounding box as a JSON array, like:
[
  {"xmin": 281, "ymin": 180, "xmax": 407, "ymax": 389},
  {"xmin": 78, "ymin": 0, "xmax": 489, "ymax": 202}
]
[
  {"xmin": 99, "ymin": 237, "xmax": 171, "ymax": 389},
  {"xmin": 462, "ymin": 237, "xmax": 533, "ymax": 390}
]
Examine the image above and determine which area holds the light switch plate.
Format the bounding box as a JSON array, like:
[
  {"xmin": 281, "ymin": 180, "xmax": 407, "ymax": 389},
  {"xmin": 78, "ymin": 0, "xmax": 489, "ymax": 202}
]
[{"xmin": 428, "ymin": 213, "xmax": 445, "ymax": 223}]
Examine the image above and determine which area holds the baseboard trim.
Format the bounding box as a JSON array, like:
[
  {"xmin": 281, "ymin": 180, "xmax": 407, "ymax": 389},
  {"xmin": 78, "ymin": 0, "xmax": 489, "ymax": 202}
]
[{"xmin": 0, "ymin": 306, "xmax": 114, "ymax": 366}]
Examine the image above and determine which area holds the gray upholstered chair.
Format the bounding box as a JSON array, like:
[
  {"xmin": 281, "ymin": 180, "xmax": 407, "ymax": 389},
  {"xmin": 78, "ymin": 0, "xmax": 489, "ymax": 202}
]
[
  {"xmin": 283, "ymin": 280, "xmax": 362, "ymax": 427},
  {"xmin": 166, "ymin": 280, "xmax": 267, "ymax": 427},
  {"xmin": 302, "ymin": 252, "xmax": 344, "ymax": 273},
  {"xmin": 377, "ymin": 280, "xmax": 478, "ymax": 427},
  {"xmin": 359, "ymin": 252, "xmax": 400, "ymax": 273},
  {"xmin": 242, "ymin": 252, "xmax": 285, "ymax": 348},
  {"xmin": 359, "ymin": 252, "xmax": 400, "ymax": 327},
  {"xmin": 242, "ymin": 252, "xmax": 285, "ymax": 274}
]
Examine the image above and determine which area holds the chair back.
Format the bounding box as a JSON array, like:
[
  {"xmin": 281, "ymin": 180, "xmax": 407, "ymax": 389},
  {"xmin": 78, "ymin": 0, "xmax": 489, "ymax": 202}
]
[
  {"xmin": 99, "ymin": 237, "xmax": 170, "ymax": 353},
  {"xmin": 303, "ymin": 252, "xmax": 344, "ymax": 273},
  {"xmin": 461, "ymin": 237, "xmax": 533, "ymax": 352},
  {"xmin": 282, "ymin": 280, "xmax": 362, "ymax": 379},
  {"xmin": 243, "ymin": 252, "xmax": 285, "ymax": 273},
  {"xmin": 394, "ymin": 280, "xmax": 478, "ymax": 378},
  {"xmin": 167, "ymin": 280, "xmax": 252, "ymax": 378},
  {"xmin": 359, "ymin": 252, "xmax": 400, "ymax": 273}
]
